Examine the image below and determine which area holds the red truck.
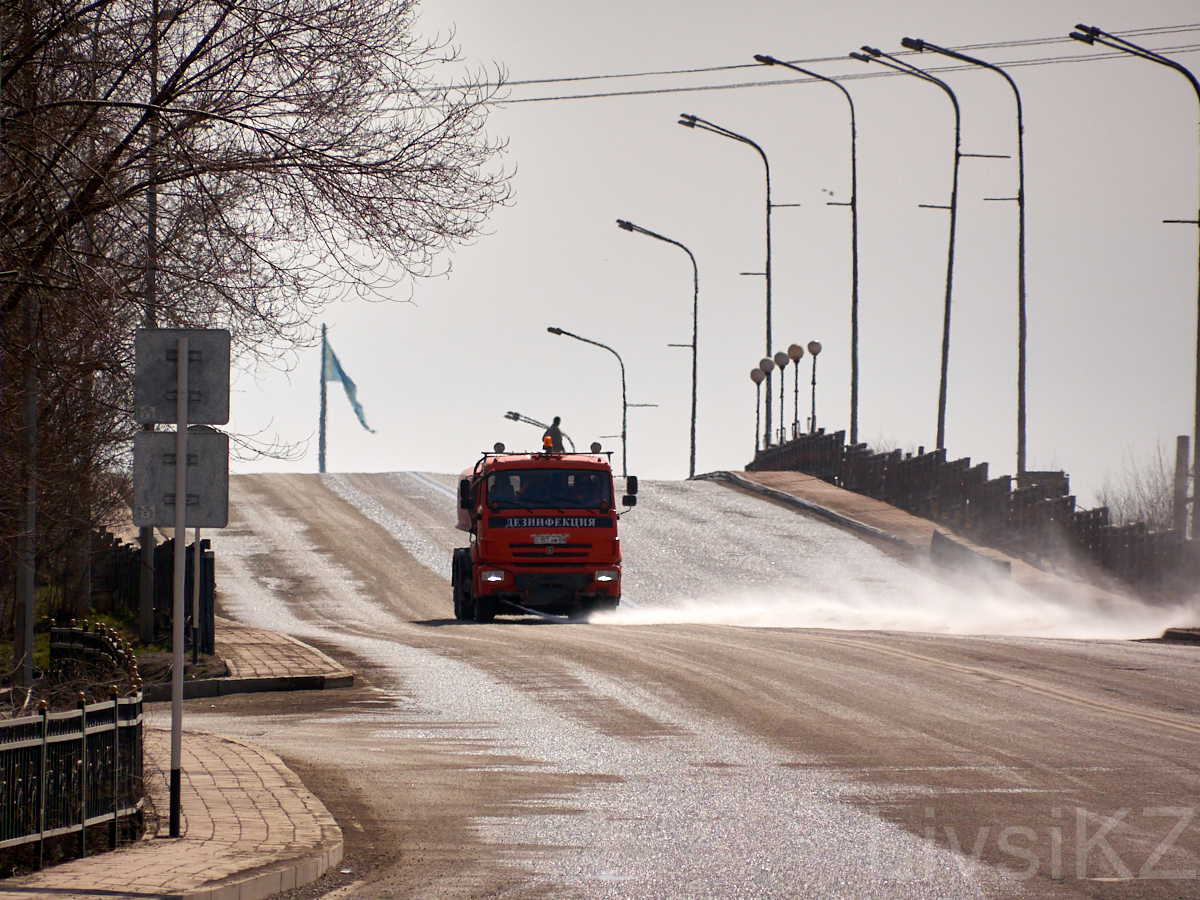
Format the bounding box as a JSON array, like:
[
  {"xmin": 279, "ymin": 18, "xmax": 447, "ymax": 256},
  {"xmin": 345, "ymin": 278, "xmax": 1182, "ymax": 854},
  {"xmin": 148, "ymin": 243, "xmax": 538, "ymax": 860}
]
[{"xmin": 453, "ymin": 443, "xmax": 637, "ymax": 621}]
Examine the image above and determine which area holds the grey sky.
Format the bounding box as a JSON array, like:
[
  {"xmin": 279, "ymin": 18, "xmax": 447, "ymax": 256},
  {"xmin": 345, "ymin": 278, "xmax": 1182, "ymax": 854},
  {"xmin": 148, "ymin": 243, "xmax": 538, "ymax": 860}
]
[{"xmin": 231, "ymin": 0, "xmax": 1200, "ymax": 505}]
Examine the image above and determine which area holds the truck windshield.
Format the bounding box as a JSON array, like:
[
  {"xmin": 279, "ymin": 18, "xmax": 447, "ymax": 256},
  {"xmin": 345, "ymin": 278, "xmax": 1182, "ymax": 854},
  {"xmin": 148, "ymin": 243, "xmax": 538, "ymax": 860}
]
[{"xmin": 486, "ymin": 470, "xmax": 612, "ymax": 510}]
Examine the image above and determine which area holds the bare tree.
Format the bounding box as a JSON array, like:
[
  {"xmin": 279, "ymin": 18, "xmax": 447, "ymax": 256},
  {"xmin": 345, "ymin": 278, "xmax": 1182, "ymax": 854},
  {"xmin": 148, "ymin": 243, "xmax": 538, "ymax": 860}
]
[
  {"xmin": 3, "ymin": 0, "xmax": 509, "ymax": 335},
  {"xmin": 1, "ymin": 0, "xmax": 510, "ymax": 636},
  {"xmin": 1095, "ymin": 441, "xmax": 1184, "ymax": 532}
]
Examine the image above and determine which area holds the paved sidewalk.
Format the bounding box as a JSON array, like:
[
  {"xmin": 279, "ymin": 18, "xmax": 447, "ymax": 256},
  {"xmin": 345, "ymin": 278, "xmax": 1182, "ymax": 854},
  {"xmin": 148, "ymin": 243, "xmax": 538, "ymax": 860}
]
[
  {"xmin": 0, "ymin": 728, "xmax": 343, "ymax": 900},
  {"xmin": 216, "ymin": 617, "xmax": 354, "ymax": 688},
  {"xmin": 144, "ymin": 618, "xmax": 354, "ymax": 702}
]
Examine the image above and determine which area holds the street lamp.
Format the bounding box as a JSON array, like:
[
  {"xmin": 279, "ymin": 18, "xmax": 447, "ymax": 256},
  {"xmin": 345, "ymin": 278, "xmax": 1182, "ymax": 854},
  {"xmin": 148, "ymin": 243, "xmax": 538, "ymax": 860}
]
[
  {"xmin": 679, "ymin": 112, "xmax": 775, "ymax": 447},
  {"xmin": 617, "ymin": 219, "xmax": 700, "ymax": 478},
  {"xmin": 1071, "ymin": 23, "xmax": 1200, "ymax": 538},
  {"xmin": 755, "ymin": 55, "xmax": 861, "ymax": 445},
  {"xmin": 751, "ymin": 367, "xmax": 766, "ymax": 454},
  {"xmin": 773, "ymin": 351, "xmax": 790, "ymax": 445},
  {"xmin": 757, "ymin": 354, "xmax": 776, "ymax": 448},
  {"xmin": 547, "ymin": 327, "xmax": 629, "ymax": 478},
  {"xmin": 852, "ymin": 46, "xmax": 961, "ymax": 452},
  {"xmin": 902, "ymin": 37, "xmax": 1030, "ymax": 478},
  {"xmin": 788, "ymin": 343, "xmax": 805, "ymax": 438},
  {"xmin": 807, "ymin": 341, "xmax": 823, "ymax": 432}
]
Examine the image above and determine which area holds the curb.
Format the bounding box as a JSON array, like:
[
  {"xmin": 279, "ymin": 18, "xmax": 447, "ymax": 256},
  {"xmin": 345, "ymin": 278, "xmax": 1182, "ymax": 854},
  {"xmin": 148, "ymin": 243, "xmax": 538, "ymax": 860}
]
[
  {"xmin": 930, "ymin": 529, "xmax": 1012, "ymax": 579},
  {"xmin": 144, "ymin": 672, "xmax": 354, "ymax": 703},
  {"xmin": 177, "ymin": 840, "xmax": 343, "ymax": 900},
  {"xmin": 162, "ymin": 729, "xmax": 345, "ymax": 900},
  {"xmin": 695, "ymin": 470, "xmax": 911, "ymax": 548}
]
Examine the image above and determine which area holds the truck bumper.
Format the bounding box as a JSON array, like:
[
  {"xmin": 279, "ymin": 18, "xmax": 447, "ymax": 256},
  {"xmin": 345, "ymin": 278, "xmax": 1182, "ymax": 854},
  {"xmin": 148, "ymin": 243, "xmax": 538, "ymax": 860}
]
[{"xmin": 480, "ymin": 570, "xmax": 620, "ymax": 614}]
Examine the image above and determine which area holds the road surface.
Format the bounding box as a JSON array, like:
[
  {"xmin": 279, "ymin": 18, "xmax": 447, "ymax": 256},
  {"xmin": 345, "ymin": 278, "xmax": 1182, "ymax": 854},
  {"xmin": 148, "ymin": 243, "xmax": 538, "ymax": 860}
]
[{"xmin": 154, "ymin": 472, "xmax": 1200, "ymax": 899}]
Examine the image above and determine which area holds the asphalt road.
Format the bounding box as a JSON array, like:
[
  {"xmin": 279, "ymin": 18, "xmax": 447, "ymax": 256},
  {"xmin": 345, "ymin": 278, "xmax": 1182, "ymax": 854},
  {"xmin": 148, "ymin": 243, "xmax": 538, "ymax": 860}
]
[{"xmin": 160, "ymin": 472, "xmax": 1200, "ymax": 900}]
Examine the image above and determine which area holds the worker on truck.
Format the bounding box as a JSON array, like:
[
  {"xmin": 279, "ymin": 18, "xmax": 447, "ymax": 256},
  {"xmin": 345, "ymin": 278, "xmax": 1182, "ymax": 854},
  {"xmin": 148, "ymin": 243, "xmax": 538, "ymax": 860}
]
[
  {"xmin": 452, "ymin": 441, "xmax": 637, "ymax": 622},
  {"xmin": 543, "ymin": 416, "xmax": 564, "ymax": 452}
]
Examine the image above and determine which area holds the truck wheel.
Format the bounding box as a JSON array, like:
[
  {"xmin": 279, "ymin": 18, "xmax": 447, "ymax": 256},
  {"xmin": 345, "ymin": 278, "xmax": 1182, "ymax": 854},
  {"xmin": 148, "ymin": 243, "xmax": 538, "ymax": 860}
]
[{"xmin": 452, "ymin": 549, "xmax": 474, "ymax": 621}]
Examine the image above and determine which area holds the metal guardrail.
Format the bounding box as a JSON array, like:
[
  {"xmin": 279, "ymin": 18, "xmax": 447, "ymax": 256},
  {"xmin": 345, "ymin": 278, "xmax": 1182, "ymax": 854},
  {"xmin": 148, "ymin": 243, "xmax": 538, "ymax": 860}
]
[{"xmin": 0, "ymin": 626, "xmax": 144, "ymax": 866}]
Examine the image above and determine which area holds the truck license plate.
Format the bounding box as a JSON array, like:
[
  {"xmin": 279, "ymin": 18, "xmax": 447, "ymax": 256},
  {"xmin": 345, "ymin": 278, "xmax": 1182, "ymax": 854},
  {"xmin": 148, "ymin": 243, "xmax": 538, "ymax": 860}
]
[{"xmin": 533, "ymin": 533, "xmax": 568, "ymax": 545}]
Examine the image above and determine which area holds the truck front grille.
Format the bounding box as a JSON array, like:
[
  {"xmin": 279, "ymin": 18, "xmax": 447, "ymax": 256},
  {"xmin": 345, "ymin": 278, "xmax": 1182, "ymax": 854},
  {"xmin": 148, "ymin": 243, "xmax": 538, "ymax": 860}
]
[{"xmin": 509, "ymin": 542, "xmax": 590, "ymax": 559}]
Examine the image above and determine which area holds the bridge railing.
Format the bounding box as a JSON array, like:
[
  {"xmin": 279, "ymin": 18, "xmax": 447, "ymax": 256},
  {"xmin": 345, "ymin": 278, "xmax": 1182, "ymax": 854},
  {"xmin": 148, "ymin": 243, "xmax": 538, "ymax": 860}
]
[{"xmin": 747, "ymin": 433, "xmax": 1197, "ymax": 592}]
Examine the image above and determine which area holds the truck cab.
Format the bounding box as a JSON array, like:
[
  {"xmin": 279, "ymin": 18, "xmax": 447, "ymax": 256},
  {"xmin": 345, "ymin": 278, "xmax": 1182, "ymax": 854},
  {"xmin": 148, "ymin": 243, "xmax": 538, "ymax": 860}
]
[{"xmin": 453, "ymin": 447, "xmax": 636, "ymax": 621}]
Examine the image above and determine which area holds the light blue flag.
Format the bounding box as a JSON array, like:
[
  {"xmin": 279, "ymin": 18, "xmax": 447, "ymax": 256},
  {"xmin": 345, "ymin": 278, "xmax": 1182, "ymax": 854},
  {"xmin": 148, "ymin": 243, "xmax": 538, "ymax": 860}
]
[{"xmin": 322, "ymin": 338, "xmax": 375, "ymax": 433}]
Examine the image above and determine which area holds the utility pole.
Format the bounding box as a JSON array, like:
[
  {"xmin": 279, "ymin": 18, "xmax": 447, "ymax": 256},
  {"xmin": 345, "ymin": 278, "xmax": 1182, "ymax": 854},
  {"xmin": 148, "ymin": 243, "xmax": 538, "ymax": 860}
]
[
  {"xmin": 139, "ymin": 0, "xmax": 163, "ymax": 644},
  {"xmin": 319, "ymin": 324, "xmax": 328, "ymax": 473}
]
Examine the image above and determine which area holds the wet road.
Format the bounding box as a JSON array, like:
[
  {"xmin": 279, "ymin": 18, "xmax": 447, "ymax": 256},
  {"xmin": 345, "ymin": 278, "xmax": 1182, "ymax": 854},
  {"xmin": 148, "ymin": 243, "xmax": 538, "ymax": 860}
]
[{"xmin": 157, "ymin": 472, "xmax": 1200, "ymax": 899}]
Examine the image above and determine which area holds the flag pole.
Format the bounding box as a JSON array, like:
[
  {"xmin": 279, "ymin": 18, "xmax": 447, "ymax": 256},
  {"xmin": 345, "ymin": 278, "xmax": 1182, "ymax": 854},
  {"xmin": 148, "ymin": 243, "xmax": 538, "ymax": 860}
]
[{"xmin": 319, "ymin": 324, "xmax": 327, "ymax": 474}]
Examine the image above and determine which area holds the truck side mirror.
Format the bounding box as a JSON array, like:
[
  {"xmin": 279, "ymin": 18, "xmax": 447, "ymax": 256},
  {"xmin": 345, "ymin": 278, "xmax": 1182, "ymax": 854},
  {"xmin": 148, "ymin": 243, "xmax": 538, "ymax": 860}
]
[
  {"xmin": 459, "ymin": 479, "xmax": 472, "ymax": 509},
  {"xmin": 622, "ymin": 495, "xmax": 637, "ymax": 508},
  {"xmin": 626, "ymin": 476, "xmax": 638, "ymax": 495}
]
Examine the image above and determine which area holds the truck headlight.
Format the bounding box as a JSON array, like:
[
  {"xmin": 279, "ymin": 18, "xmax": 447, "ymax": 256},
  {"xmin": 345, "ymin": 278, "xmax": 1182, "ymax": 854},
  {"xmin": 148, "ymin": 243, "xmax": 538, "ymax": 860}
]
[
  {"xmin": 594, "ymin": 570, "xmax": 618, "ymax": 583},
  {"xmin": 481, "ymin": 570, "xmax": 505, "ymax": 582}
]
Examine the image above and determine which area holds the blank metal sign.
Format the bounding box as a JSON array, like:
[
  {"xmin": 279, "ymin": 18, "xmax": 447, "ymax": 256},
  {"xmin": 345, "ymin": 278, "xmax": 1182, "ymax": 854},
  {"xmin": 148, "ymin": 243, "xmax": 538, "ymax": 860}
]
[
  {"xmin": 134, "ymin": 329, "xmax": 230, "ymax": 425},
  {"xmin": 132, "ymin": 431, "xmax": 230, "ymax": 528}
]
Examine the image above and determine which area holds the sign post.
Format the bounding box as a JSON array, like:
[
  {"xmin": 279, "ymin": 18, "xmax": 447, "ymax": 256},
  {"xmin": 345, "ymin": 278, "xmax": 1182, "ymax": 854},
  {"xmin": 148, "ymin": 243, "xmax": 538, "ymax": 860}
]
[
  {"xmin": 171, "ymin": 335, "xmax": 187, "ymax": 838},
  {"xmin": 133, "ymin": 328, "xmax": 229, "ymax": 838}
]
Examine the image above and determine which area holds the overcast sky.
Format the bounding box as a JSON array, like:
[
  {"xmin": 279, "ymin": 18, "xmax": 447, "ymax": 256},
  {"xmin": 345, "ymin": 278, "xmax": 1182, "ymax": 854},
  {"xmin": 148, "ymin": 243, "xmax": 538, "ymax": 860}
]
[{"xmin": 230, "ymin": 0, "xmax": 1200, "ymax": 505}]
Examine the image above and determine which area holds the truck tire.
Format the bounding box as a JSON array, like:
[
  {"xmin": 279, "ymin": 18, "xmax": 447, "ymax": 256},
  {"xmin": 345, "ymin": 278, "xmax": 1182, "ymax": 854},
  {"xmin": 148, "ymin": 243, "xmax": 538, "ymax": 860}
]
[{"xmin": 452, "ymin": 549, "xmax": 474, "ymax": 621}]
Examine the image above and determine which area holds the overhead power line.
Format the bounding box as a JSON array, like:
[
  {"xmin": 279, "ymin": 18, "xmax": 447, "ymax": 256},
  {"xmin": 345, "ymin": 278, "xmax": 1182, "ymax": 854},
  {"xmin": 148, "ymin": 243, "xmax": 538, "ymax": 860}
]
[
  {"xmin": 520, "ymin": 45, "xmax": 1200, "ymax": 101},
  {"xmin": 489, "ymin": 25, "xmax": 1200, "ymax": 103},
  {"xmin": 500, "ymin": 23, "xmax": 1200, "ymax": 88}
]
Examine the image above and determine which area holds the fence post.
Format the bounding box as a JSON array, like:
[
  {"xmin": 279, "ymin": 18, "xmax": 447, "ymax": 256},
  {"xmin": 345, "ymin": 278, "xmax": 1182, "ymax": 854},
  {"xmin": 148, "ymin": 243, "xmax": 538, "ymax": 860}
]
[
  {"xmin": 110, "ymin": 686, "xmax": 119, "ymax": 849},
  {"xmin": 203, "ymin": 545, "xmax": 214, "ymax": 655},
  {"xmin": 133, "ymin": 691, "xmax": 143, "ymax": 834},
  {"xmin": 1174, "ymin": 435, "xmax": 1191, "ymax": 536},
  {"xmin": 37, "ymin": 700, "xmax": 48, "ymax": 870},
  {"xmin": 77, "ymin": 692, "xmax": 87, "ymax": 858}
]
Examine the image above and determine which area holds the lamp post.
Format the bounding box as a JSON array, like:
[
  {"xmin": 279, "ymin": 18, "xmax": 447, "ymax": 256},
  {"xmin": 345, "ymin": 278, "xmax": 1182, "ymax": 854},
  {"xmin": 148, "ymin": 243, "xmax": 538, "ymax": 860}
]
[
  {"xmin": 788, "ymin": 343, "xmax": 805, "ymax": 438},
  {"xmin": 755, "ymin": 55, "xmax": 861, "ymax": 445},
  {"xmin": 679, "ymin": 113, "xmax": 774, "ymax": 448},
  {"xmin": 547, "ymin": 327, "xmax": 629, "ymax": 478},
  {"xmin": 807, "ymin": 341, "xmax": 823, "ymax": 432},
  {"xmin": 758, "ymin": 356, "xmax": 775, "ymax": 447},
  {"xmin": 852, "ymin": 46, "xmax": 961, "ymax": 452},
  {"xmin": 773, "ymin": 351, "xmax": 790, "ymax": 444},
  {"xmin": 616, "ymin": 219, "xmax": 700, "ymax": 477},
  {"xmin": 1071, "ymin": 23, "xmax": 1200, "ymax": 538},
  {"xmin": 751, "ymin": 367, "xmax": 766, "ymax": 454},
  {"xmin": 901, "ymin": 37, "xmax": 1029, "ymax": 477}
]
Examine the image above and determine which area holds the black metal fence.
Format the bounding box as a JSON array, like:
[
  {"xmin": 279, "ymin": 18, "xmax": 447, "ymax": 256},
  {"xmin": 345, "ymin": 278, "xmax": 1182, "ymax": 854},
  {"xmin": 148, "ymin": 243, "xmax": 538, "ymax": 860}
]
[
  {"xmin": 0, "ymin": 626, "xmax": 144, "ymax": 866},
  {"xmin": 748, "ymin": 431, "xmax": 1198, "ymax": 591},
  {"xmin": 91, "ymin": 532, "xmax": 215, "ymax": 654}
]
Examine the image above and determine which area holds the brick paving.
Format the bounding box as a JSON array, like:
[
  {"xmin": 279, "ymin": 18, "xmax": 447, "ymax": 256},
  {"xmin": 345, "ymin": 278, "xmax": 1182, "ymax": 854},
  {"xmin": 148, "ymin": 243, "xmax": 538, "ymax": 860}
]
[{"xmin": 217, "ymin": 617, "xmax": 351, "ymax": 682}]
